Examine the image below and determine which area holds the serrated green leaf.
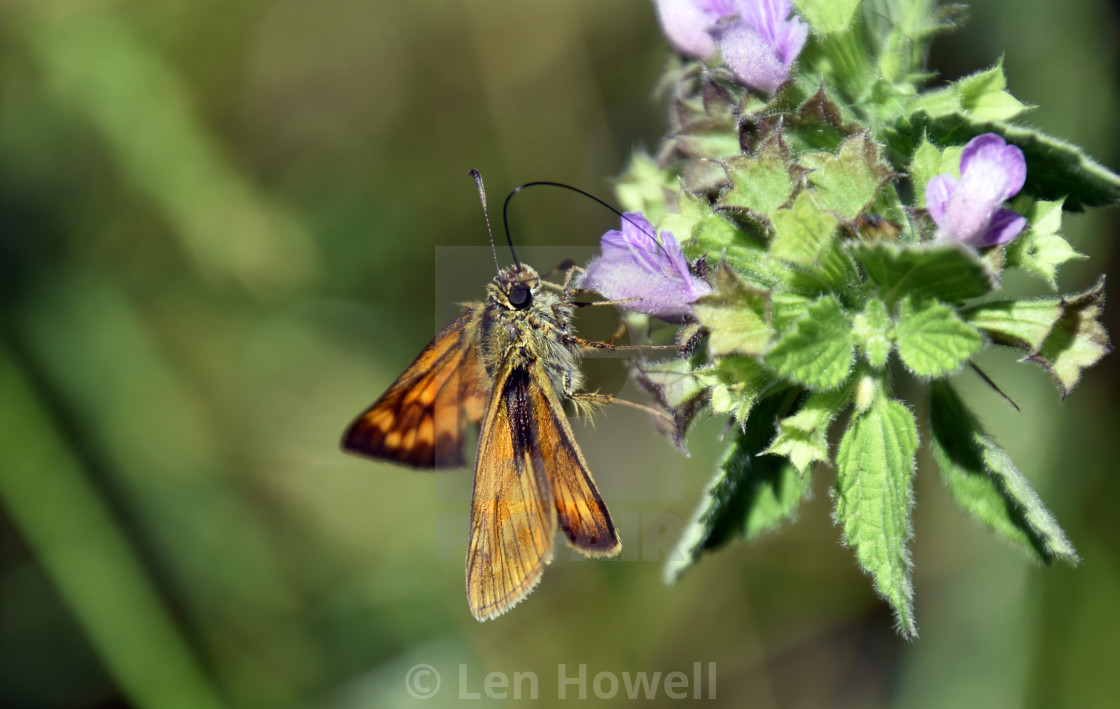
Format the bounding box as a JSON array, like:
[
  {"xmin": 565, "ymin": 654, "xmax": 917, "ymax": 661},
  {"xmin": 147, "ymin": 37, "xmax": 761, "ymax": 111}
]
[
  {"xmin": 683, "ymin": 205, "xmax": 769, "ymax": 273},
  {"xmin": 909, "ymin": 62, "xmax": 1034, "ymax": 122},
  {"xmin": 770, "ymin": 292, "xmax": 813, "ymax": 335},
  {"xmin": 769, "ymin": 192, "xmax": 858, "ymax": 288},
  {"xmin": 853, "ymin": 297, "xmax": 892, "ymax": 368},
  {"xmin": 793, "ymin": 0, "xmax": 861, "ymax": 34},
  {"xmin": 692, "ymin": 262, "xmax": 772, "ymax": 356},
  {"xmin": 766, "ymin": 385, "xmax": 852, "ymax": 472},
  {"xmin": 800, "ymin": 135, "xmax": 896, "ymax": 220},
  {"xmin": 929, "ymin": 381, "xmax": 1078, "ymax": 564},
  {"xmin": 1005, "ymin": 199, "xmax": 1084, "ymax": 287},
  {"xmin": 849, "ymin": 241, "xmax": 996, "ymax": 304},
  {"xmin": 964, "ymin": 299, "xmax": 1063, "ymax": 351},
  {"xmin": 665, "ymin": 395, "xmax": 807, "ymax": 583},
  {"xmin": 716, "ymin": 138, "xmax": 795, "ymax": 218},
  {"xmin": 885, "ymin": 113, "xmax": 1120, "ymax": 210},
  {"xmin": 766, "ymin": 295, "xmax": 854, "ymax": 389},
  {"xmin": 1030, "ymin": 278, "xmax": 1113, "ymax": 398},
  {"xmin": 696, "ymin": 356, "xmax": 775, "ymax": 422},
  {"xmin": 894, "ymin": 296, "xmax": 983, "ymax": 377},
  {"xmin": 785, "ymin": 88, "xmax": 863, "ymax": 153},
  {"xmin": 954, "ymin": 63, "xmax": 1031, "ymax": 121},
  {"xmin": 771, "ymin": 191, "xmax": 839, "ymax": 264},
  {"xmin": 835, "ymin": 394, "xmax": 919, "ymax": 639}
]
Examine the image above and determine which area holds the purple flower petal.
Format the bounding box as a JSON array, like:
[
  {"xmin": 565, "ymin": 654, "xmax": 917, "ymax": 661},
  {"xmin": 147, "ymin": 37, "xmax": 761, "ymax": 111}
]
[
  {"xmin": 580, "ymin": 212, "xmax": 712, "ymax": 322},
  {"xmin": 737, "ymin": 0, "xmax": 808, "ymax": 65},
  {"xmin": 975, "ymin": 208, "xmax": 1028, "ymax": 247},
  {"xmin": 654, "ymin": 0, "xmax": 720, "ymax": 57},
  {"xmin": 932, "ymin": 133, "xmax": 1028, "ymax": 247},
  {"xmin": 714, "ymin": 19, "xmax": 789, "ymax": 94},
  {"xmin": 960, "ymin": 134, "xmax": 1027, "ymax": 200},
  {"xmin": 924, "ymin": 174, "xmax": 957, "ymax": 226}
]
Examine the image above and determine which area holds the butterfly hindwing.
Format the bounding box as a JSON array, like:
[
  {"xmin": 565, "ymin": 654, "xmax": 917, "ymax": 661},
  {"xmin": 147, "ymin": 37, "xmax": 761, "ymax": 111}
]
[
  {"xmin": 530, "ymin": 372, "xmax": 620, "ymax": 555},
  {"xmin": 342, "ymin": 307, "xmax": 488, "ymax": 468}
]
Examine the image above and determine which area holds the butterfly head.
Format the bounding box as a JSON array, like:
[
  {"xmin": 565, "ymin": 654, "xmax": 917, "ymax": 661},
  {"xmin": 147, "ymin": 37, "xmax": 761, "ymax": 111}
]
[{"xmin": 491, "ymin": 264, "xmax": 541, "ymax": 311}]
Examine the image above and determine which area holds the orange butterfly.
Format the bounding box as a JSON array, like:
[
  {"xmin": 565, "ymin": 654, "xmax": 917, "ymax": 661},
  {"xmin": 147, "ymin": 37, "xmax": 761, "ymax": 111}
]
[{"xmin": 343, "ymin": 172, "xmax": 662, "ymax": 620}]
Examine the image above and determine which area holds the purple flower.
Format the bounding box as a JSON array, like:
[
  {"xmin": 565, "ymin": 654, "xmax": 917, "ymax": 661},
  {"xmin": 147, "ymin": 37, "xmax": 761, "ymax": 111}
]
[
  {"xmin": 925, "ymin": 133, "xmax": 1028, "ymax": 247},
  {"xmin": 580, "ymin": 212, "xmax": 712, "ymax": 322},
  {"xmin": 653, "ymin": 0, "xmax": 808, "ymax": 94}
]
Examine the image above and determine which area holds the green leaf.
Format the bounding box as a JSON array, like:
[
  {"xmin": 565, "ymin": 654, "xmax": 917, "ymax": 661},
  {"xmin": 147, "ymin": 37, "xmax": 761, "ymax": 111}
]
[
  {"xmin": 696, "ymin": 356, "xmax": 776, "ymax": 423},
  {"xmin": 672, "ymin": 122, "xmax": 743, "ymax": 160},
  {"xmin": 665, "ymin": 395, "xmax": 808, "ymax": 583},
  {"xmin": 852, "ymin": 297, "xmax": 892, "ymax": 368},
  {"xmin": 886, "ymin": 112, "xmax": 1120, "ymax": 210},
  {"xmin": 633, "ymin": 358, "xmax": 706, "ymax": 408},
  {"xmin": 964, "ymin": 299, "xmax": 1064, "ymax": 352},
  {"xmin": 908, "ymin": 139, "xmax": 964, "ymax": 209},
  {"xmin": 835, "ymin": 393, "xmax": 919, "ymax": 639},
  {"xmin": 849, "ymin": 241, "xmax": 996, "ymax": 305},
  {"xmin": 1029, "ymin": 278, "xmax": 1113, "ymax": 398},
  {"xmin": 955, "ymin": 62, "xmax": 1032, "ymax": 121},
  {"xmin": 894, "ymin": 296, "xmax": 983, "ymax": 377},
  {"xmin": 683, "ymin": 201, "xmax": 770, "ymax": 274},
  {"xmin": 800, "ymin": 135, "xmax": 896, "ymax": 220},
  {"xmin": 786, "ymin": 88, "xmax": 863, "ymax": 153},
  {"xmin": 716, "ymin": 137, "xmax": 796, "ymax": 218},
  {"xmin": 929, "ymin": 381, "xmax": 1078, "ymax": 564},
  {"xmin": 766, "ymin": 385, "xmax": 852, "ymax": 472},
  {"xmin": 633, "ymin": 358, "xmax": 710, "ymax": 455},
  {"xmin": 770, "ymin": 292, "xmax": 813, "ymax": 335},
  {"xmin": 692, "ymin": 262, "xmax": 772, "ymax": 356},
  {"xmin": 910, "ymin": 62, "xmax": 1031, "ymax": 123},
  {"xmin": 908, "ymin": 139, "xmax": 948, "ymax": 208},
  {"xmin": 615, "ymin": 151, "xmax": 678, "ymax": 224},
  {"xmin": 1005, "ymin": 199, "xmax": 1084, "ymax": 287},
  {"xmin": 766, "ymin": 295, "xmax": 854, "ymax": 389},
  {"xmin": 793, "ymin": 0, "xmax": 861, "ymax": 34},
  {"xmin": 769, "ymin": 192, "xmax": 857, "ymax": 288}
]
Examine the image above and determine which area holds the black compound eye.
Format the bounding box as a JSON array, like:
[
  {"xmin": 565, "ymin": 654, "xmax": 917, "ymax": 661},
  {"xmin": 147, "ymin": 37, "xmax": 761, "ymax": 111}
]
[{"xmin": 508, "ymin": 284, "xmax": 532, "ymax": 309}]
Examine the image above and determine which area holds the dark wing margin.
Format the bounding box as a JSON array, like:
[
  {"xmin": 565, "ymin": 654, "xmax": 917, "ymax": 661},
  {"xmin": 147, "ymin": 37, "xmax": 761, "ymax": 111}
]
[
  {"xmin": 467, "ymin": 366, "xmax": 555, "ymax": 621},
  {"xmin": 341, "ymin": 307, "xmax": 488, "ymax": 468}
]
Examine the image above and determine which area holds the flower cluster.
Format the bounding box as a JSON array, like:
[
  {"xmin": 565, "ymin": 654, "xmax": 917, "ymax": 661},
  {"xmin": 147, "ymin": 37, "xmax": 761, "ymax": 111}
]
[{"xmin": 574, "ymin": 0, "xmax": 1115, "ymax": 640}]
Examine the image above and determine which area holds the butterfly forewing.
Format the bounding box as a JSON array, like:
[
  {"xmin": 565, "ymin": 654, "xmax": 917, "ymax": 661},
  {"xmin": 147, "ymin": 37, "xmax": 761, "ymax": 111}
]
[
  {"xmin": 342, "ymin": 308, "xmax": 488, "ymax": 467},
  {"xmin": 467, "ymin": 366, "xmax": 556, "ymax": 621}
]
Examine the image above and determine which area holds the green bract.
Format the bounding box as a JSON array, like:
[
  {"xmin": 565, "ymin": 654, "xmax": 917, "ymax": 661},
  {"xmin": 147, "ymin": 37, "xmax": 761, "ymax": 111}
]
[{"xmin": 629, "ymin": 0, "xmax": 1114, "ymax": 637}]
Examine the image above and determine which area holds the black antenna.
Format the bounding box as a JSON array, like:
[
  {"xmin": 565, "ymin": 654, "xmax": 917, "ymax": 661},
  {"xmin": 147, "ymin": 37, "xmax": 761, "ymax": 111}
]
[
  {"xmin": 501, "ymin": 181, "xmax": 666, "ymax": 257},
  {"xmin": 470, "ymin": 169, "xmax": 505, "ymax": 273}
]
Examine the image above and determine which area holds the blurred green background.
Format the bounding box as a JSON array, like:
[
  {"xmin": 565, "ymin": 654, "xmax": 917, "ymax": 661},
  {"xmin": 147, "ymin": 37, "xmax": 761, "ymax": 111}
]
[{"xmin": 1, "ymin": 1, "xmax": 1117, "ymax": 707}]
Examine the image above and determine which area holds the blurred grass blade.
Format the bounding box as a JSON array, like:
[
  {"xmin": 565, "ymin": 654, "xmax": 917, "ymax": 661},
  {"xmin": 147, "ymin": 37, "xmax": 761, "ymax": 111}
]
[
  {"xmin": 21, "ymin": 7, "xmax": 317, "ymax": 295},
  {"xmin": 0, "ymin": 344, "xmax": 228, "ymax": 709}
]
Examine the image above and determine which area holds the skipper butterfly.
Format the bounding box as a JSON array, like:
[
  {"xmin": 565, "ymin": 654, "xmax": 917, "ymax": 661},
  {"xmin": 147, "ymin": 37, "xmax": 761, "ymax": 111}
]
[{"xmin": 342, "ymin": 171, "xmax": 669, "ymax": 620}]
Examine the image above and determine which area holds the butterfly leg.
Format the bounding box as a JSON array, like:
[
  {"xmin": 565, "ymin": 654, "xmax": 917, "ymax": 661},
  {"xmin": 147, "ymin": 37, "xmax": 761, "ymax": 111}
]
[
  {"xmin": 570, "ymin": 391, "xmax": 675, "ymax": 427},
  {"xmin": 568, "ymin": 335, "xmax": 683, "ymax": 354}
]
